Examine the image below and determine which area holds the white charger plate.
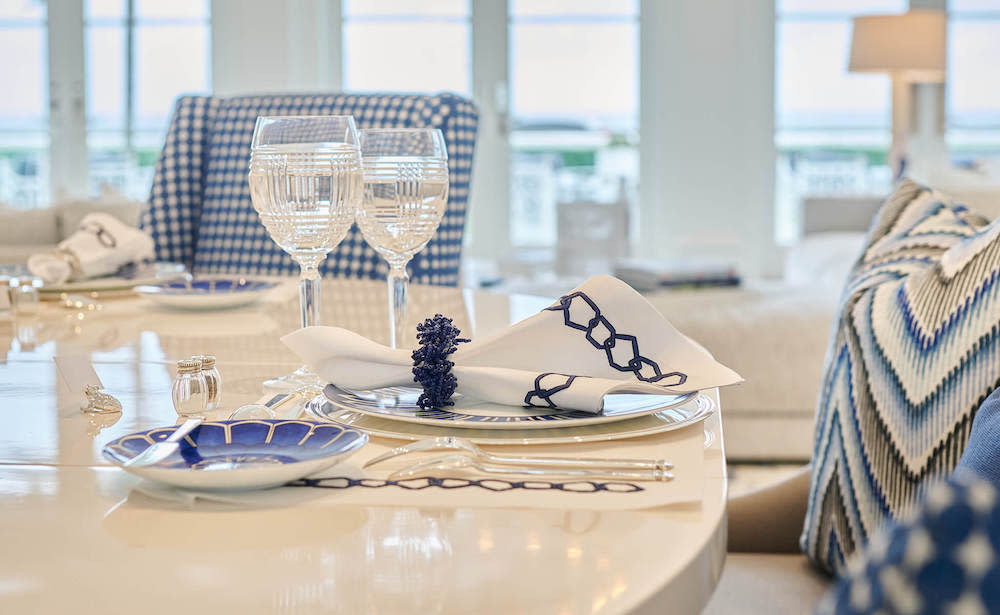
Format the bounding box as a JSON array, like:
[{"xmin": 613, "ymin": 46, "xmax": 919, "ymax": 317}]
[
  {"xmin": 305, "ymin": 394, "xmax": 715, "ymax": 445},
  {"xmin": 323, "ymin": 384, "xmax": 696, "ymax": 430},
  {"xmin": 37, "ymin": 262, "xmax": 186, "ymax": 293},
  {"xmin": 136, "ymin": 276, "xmax": 277, "ymax": 310}
]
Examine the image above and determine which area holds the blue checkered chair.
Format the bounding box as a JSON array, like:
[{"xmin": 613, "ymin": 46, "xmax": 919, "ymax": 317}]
[{"xmin": 139, "ymin": 93, "xmax": 478, "ymax": 285}]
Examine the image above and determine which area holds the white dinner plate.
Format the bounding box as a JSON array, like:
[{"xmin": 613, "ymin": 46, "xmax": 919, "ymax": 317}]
[
  {"xmin": 135, "ymin": 276, "xmax": 277, "ymax": 310},
  {"xmin": 37, "ymin": 262, "xmax": 187, "ymax": 293},
  {"xmin": 305, "ymin": 394, "xmax": 715, "ymax": 445},
  {"xmin": 323, "ymin": 384, "xmax": 697, "ymax": 430}
]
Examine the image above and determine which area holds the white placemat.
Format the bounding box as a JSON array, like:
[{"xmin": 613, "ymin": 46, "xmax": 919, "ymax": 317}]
[{"xmin": 131, "ymin": 420, "xmax": 707, "ymax": 511}]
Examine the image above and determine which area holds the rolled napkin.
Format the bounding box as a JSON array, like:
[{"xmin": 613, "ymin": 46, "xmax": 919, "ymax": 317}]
[
  {"xmin": 283, "ymin": 275, "xmax": 744, "ymax": 413},
  {"xmin": 27, "ymin": 212, "xmax": 155, "ymax": 285}
]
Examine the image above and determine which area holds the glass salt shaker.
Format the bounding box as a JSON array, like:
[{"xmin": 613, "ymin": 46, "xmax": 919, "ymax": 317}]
[
  {"xmin": 192, "ymin": 354, "xmax": 222, "ymax": 412},
  {"xmin": 172, "ymin": 359, "xmax": 208, "ymax": 416},
  {"xmin": 12, "ymin": 282, "xmax": 40, "ymax": 315}
]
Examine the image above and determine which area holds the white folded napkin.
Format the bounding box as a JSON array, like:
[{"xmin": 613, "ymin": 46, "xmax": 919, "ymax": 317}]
[
  {"xmin": 27, "ymin": 212, "xmax": 155, "ymax": 284},
  {"xmin": 283, "ymin": 275, "xmax": 743, "ymax": 414}
]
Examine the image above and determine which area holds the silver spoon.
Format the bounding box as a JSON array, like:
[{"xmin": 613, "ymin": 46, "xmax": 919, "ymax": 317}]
[
  {"xmin": 229, "ymin": 386, "xmax": 322, "ymax": 420},
  {"xmin": 125, "ymin": 417, "xmax": 202, "ymax": 467}
]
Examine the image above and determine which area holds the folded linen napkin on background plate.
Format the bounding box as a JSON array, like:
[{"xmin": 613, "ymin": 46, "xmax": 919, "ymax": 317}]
[
  {"xmin": 27, "ymin": 212, "xmax": 155, "ymax": 285},
  {"xmin": 284, "ymin": 275, "xmax": 743, "ymax": 413}
]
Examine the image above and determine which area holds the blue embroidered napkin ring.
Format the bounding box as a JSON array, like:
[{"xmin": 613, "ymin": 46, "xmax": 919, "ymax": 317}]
[{"xmin": 411, "ymin": 314, "xmax": 469, "ymax": 410}]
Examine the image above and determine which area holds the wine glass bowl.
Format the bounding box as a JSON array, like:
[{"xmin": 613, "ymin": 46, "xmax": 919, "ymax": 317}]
[
  {"xmin": 247, "ymin": 116, "xmax": 362, "ymax": 388},
  {"xmin": 357, "ymin": 128, "xmax": 449, "ymax": 348},
  {"xmin": 249, "ymin": 147, "xmax": 360, "ymax": 265}
]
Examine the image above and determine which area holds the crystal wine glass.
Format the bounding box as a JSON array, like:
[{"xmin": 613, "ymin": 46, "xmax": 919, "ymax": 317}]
[
  {"xmin": 357, "ymin": 128, "xmax": 449, "ymax": 348},
  {"xmin": 248, "ymin": 116, "xmax": 362, "ymax": 388}
]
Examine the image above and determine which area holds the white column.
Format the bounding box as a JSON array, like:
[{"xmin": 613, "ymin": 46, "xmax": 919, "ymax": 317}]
[
  {"xmin": 211, "ymin": 0, "xmax": 342, "ymax": 96},
  {"xmin": 907, "ymin": 0, "xmax": 948, "ymax": 182},
  {"xmin": 638, "ymin": 0, "xmax": 778, "ymax": 277},
  {"xmin": 287, "ymin": 0, "xmax": 342, "ymax": 91},
  {"xmin": 47, "ymin": 0, "xmax": 88, "ymax": 200},
  {"xmin": 467, "ymin": 0, "xmax": 511, "ymax": 261}
]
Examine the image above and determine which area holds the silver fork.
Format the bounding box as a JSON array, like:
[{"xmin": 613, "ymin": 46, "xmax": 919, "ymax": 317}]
[
  {"xmin": 124, "ymin": 417, "xmax": 202, "ymax": 467},
  {"xmin": 388, "ymin": 454, "xmax": 673, "ymax": 482},
  {"xmin": 364, "ymin": 436, "xmax": 672, "ymax": 472}
]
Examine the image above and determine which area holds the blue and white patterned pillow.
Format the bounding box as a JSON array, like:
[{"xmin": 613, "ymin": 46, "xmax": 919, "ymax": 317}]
[
  {"xmin": 816, "ymin": 472, "xmax": 1000, "ymax": 614},
  {"xmin": 140, "ymin": 92, "xmax": 478, "ymax": 286},
  {"xmin": 801, "ymin": 180, "xmax": 1000, "ymax": 574}
]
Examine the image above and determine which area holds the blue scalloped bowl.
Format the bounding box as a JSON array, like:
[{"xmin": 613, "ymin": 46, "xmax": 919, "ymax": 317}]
[{"xmin": 103, "ymin": 420, "xmax": 367, "ymax": 491}]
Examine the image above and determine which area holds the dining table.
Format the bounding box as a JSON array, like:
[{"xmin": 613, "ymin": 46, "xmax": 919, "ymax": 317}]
[{"xmin": 0, "ymin": 278, "xmax": 728, "ymax": 614}]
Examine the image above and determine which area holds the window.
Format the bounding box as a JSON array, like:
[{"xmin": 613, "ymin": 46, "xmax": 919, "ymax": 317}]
[
  {"xmin": 85, "ymin": 0, "xmax": 211, "ymax": 200},
  {"xmin": 948, "ymin": 0, "xmax": 1000, "ymax": 165},
  {"xmin": 774, "ymin": 0, "xmax": 904, "ymax": 243},
  {"xmin": 0, "ymin": 0, "xmax": 47, "ymax": 207},
  {"xmin": 342, "ymin": 0, "xmax": 637, "ymax": 251},
  {"xmin": 509, "ymin": 0, "xmax": 638, "ymax": 248},
  {"xmin": 342, "ymin": 0, "xmax": 471, "ymax": 96}
]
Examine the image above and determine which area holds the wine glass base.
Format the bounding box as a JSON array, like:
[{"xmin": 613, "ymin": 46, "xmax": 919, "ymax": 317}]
[{"xmin": 262, "ymin": 365, "xmax": 322, "ymax": 392}]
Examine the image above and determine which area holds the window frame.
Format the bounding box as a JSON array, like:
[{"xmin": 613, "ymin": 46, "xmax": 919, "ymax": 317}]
[
  {"xmin": 946, "ymin": 3, "xmax": 1000, "ymax": 160},
  {"xmin": 82, "ymin": 0, "xmax": 211, "ymax": 199}
]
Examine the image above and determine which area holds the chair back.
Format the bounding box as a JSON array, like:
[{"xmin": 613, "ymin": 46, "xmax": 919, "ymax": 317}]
[{"xmin": 140, "ymin": 93, "xmax": 478, "ymax": 285}]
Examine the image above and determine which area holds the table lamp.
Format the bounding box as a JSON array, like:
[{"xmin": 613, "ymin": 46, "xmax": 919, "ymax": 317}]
[{"xmin": 849, "ymin": 9, "xmax": 946, "ymax": 178}]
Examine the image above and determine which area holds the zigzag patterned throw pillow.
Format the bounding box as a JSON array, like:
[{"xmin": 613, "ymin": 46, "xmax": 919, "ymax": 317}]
[{"xmin": 801, "ymin": 179, "xmax": 1000, "ymax": 574}]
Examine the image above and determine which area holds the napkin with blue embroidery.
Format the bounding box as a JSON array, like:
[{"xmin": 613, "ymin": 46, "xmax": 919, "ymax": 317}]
[{"xmin": 283, "ymin": 275, "xmax": 743, "ymax": 413}]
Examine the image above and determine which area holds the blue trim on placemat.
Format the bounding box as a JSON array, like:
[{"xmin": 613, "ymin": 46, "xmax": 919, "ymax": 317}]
[{"xmin": 289, "ymin": 476, "xmax": 645, "ymax": 493}]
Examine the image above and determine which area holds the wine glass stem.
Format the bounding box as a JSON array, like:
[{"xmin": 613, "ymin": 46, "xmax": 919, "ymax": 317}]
[
  {"xmin": 299, "ymin": 264, "xmax": 321, "ymax": 329},
  {"xmin": 387, "ymin": 264, "xmax": 409, "ymax": 348}
]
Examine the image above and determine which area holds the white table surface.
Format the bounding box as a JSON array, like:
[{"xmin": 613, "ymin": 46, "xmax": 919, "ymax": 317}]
[{"xmin": 0, "ymin": 279, "xmax": 727, "ymax": 614}]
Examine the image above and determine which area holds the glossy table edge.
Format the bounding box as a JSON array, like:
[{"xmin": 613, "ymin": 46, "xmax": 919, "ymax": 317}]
[
  {"xmin": 628, "ymin": 389, "xmax": 728, "ymax": 615},
  {"xmin": 0, "ymin": 409, "xmax": 729, "ymax": 614}
]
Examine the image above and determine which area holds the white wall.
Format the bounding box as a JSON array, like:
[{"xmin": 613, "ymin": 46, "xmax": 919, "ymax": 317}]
[
  {"xmin": 211, "ymin": 0, "xmax": 341, "ymax": 96},
  {"xmin": 638, "ymin": 0, "xmax": 779, "ymax": 277}
]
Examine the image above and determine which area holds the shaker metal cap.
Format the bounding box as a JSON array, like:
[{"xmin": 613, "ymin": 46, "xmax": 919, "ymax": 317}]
[
  {"xmin": 192, "ymin": 354, "xmax": 216, "ymax": 369},
  {"xmin": 176, "ymin": 358, "xmax": 202, "ymax": 374}
]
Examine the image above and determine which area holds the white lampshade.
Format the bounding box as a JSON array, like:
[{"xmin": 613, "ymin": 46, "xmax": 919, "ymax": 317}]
[{"xmin": 849, "ymin": 9, "xmax": 946, "ymax": 83}]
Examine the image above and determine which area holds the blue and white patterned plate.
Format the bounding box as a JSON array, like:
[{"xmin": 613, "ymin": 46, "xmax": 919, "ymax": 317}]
[
  {"xmin": 307, "ymin": 394, "xmax": 716, "ymax": 445},
  {"xmin": 103, "ymin": 420, "xmax": 367, "ymax": 491},
  {"xmin": 135, "ymin": 276, "xmax": 277, "ymax": 310},
  {"xmin": 323, "ymin": 384, "xmax": 697, "ymax": 430}
]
